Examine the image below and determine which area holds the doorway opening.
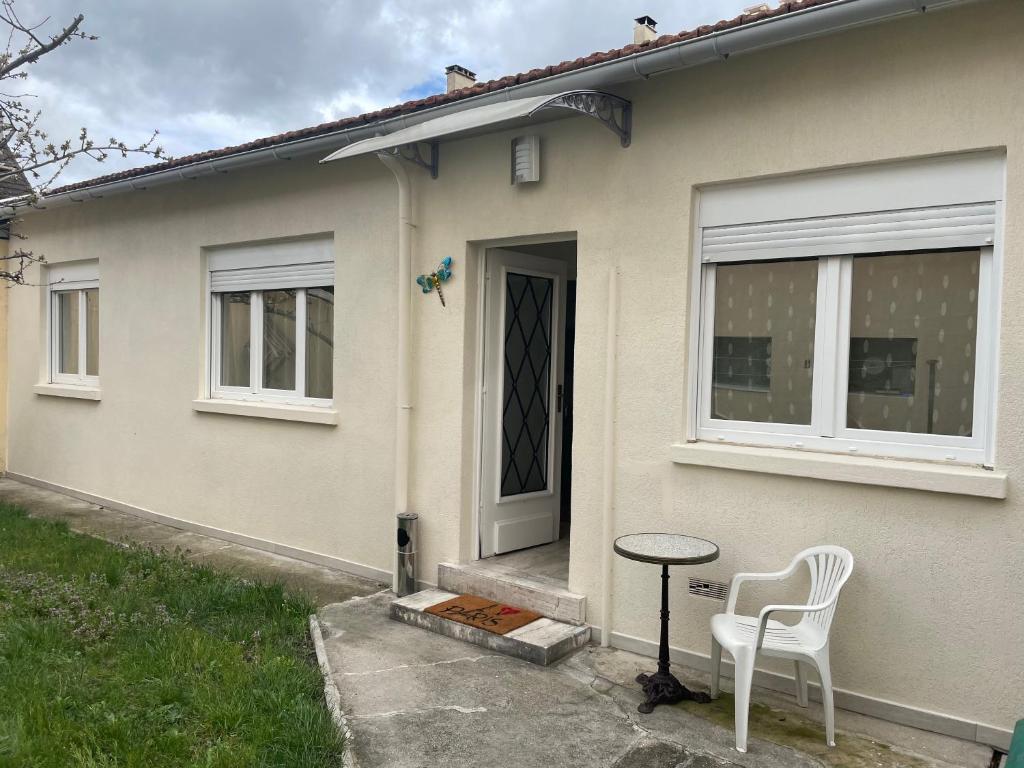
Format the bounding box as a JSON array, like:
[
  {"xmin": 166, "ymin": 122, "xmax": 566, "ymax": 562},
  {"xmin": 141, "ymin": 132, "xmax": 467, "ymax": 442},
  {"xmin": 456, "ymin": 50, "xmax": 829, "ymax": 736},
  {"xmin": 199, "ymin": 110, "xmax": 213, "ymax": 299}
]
[{"xmin": 477, "ymin": 239, "xmax": 576, "ymax": 585}]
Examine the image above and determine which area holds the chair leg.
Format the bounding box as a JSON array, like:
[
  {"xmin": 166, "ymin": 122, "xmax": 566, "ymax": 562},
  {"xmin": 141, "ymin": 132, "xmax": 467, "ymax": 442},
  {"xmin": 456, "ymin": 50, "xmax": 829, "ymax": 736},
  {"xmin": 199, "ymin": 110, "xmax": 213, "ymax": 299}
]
[
  {"xmin": 816, "ymin": 653, "xmax": 836, "ymax": 747},
  {"xmin": 794, "ymin": 661, "xmax": 808, "ymax": 707},
  {"xmin": 710, "ymin": 637, "xmax": 722, "ymax": 698},
  {"xmin": 732, "ymin": 648, "xmax": 756, "ymax": 753}
]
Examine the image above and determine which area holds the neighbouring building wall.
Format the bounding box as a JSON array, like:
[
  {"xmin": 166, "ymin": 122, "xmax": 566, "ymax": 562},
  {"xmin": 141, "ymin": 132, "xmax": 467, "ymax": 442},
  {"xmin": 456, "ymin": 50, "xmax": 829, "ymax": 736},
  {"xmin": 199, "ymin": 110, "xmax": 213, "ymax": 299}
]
[{"xmin": 4, "ymin": 0, "xmax": 1022, "ymax": 742}]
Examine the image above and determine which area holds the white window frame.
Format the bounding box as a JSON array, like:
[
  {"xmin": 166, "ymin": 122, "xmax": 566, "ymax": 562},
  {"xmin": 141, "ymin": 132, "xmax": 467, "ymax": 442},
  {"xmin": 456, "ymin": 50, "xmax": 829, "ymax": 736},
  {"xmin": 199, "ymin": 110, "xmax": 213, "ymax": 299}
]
[
  {"xmin": 206, "ymin": 238, "xmax": 334, "ymax": 408},
  {"xmin": 47, "ymin": 263, "xmax": 99, "ymax": 388},
  {"xmin": 211, "ymin": 287, "xmax": 333, "ymax": 407},
  {"xmin": 695, "ymin": 247, "xmax": 996, "ymax": 464},
  {"xmin": 688, "ymin": 153, "xmax": 1004, "ymax": 467}
]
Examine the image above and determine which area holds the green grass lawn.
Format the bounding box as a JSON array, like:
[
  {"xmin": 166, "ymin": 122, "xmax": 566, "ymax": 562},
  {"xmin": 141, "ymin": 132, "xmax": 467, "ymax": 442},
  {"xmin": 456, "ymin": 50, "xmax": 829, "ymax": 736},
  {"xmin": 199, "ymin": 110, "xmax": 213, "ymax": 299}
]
[{"xmin": 0, "ymin": 503, "xmax": 344, "ymax": 767}]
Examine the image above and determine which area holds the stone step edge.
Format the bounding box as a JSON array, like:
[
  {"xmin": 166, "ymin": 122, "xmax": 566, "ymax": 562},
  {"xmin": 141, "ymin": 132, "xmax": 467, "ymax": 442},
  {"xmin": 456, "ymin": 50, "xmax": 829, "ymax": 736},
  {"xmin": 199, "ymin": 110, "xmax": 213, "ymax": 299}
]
[
  {"xmin": 390, "ymin": 588, "xmax": 591, "ymax": 667},
  {"xmin": 437, "ymin": 562, "xmax": 587, "ymax": 625}
]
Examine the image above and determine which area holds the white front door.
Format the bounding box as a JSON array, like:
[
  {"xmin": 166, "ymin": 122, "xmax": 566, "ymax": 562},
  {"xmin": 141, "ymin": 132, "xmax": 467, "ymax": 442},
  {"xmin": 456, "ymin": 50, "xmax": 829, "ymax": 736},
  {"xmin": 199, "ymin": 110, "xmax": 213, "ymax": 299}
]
[{"xmin": 480, "ymin": 249, "xmax": 567, "ymax": 558}]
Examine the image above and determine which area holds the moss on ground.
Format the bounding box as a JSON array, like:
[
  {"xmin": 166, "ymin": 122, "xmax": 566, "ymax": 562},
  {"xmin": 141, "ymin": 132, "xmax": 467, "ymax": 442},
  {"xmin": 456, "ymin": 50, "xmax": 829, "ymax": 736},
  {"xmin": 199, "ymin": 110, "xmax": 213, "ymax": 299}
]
[{"xmin": 676, "ymin": 694, "xmax": 933, "ymax": 767}]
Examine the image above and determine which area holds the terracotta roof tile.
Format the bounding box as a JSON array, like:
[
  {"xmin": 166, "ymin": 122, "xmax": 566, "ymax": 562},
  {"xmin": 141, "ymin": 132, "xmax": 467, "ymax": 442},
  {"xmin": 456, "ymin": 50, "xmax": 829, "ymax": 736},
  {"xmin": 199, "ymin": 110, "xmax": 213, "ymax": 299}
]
[{"xmin": 50, "ymin": 0, "xmax": 836, "ymax": 196}]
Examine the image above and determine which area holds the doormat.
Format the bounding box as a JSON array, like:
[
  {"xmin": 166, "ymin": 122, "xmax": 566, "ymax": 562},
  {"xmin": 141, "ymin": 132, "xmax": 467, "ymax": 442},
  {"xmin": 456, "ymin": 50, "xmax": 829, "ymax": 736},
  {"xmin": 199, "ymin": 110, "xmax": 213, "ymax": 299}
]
[{"xmin": 425, "ymin": 594, "xmax": 542, "ymax": 635}]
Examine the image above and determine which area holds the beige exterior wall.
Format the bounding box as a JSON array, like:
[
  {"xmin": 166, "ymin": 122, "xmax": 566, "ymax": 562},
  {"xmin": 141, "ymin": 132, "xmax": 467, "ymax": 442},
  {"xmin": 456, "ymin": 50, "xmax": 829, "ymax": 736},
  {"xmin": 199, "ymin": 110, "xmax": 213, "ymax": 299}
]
[
  {"xmin": 0, "ymin": 235, "xmax": 8, "ymax": 471},
  {"xmin": 5, "ymin": 0, "xmax": 1022, "ymax": 738}
]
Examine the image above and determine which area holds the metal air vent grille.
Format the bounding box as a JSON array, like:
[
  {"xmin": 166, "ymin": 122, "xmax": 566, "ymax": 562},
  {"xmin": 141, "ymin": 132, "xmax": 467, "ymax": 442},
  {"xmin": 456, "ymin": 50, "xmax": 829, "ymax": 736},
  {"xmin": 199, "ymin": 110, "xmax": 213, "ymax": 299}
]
[{"xmin": 688, "ymin": 577, "xmax": 728, "ymax": 601}]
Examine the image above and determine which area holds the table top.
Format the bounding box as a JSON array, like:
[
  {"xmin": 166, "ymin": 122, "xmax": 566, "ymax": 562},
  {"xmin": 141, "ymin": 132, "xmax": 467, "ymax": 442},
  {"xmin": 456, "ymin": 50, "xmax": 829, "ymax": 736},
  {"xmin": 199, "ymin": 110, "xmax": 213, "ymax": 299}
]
[{"xmin": 613, "ymin": 533, "xmax": 720, "ymax": 566}]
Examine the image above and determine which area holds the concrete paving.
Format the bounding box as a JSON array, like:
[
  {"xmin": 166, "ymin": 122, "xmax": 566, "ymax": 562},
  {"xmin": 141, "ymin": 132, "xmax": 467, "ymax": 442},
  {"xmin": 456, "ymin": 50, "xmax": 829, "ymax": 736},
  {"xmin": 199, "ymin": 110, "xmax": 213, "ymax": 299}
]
[
  {"xmin": 0, "ymin": 478, "xmax": 385, "ymax": 606},
  {"xmin": 318, "ymin": 592, "xmax": 991, "ymax": 768}
]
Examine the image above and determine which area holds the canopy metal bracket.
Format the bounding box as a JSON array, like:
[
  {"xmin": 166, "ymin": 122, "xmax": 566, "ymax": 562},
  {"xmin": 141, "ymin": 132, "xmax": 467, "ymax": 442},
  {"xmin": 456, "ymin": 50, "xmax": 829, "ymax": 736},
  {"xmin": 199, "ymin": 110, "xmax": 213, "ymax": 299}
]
[
  {"xmin": 381, "ymin": 141, "xmax": 439, "ymax": 179},
  {"xmin": 531, "ymin": 91, "xmax": 632, "ymax": 148}
]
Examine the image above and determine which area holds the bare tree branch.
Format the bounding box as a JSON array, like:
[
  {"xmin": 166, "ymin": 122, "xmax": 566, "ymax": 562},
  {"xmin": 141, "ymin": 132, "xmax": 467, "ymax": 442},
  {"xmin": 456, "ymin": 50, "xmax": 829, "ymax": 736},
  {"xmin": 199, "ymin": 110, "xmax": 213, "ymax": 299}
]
[
  {"xmin": 0, "ymin": 2, "xmax": 170, "ymax": 283},
  {"xmin": 0, "ymin": 12, "xmax": 82, "ymax": 77}
]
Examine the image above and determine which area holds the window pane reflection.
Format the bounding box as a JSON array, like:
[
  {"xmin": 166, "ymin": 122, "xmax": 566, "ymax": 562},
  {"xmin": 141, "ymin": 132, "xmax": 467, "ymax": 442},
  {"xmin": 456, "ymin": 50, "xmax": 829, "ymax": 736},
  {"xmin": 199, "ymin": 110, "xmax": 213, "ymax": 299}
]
[
  {"xmin": 711, "ymin": 259, "xmax": 817, "ymax": 425},
  {"xmin": 847, "ymin": 250, "xmax": 979, "ymax": 436},
  {"xmin": 220, "ymin": 292, "xmax": 251, "ymax": 387},
  {"xmin": 85, "ymin": 288, "xmax": 99, "ymax": 376},
  {"xmin": 58, "ymin": 291, "xmax": 79, "ymax": 375},
  {"xmin": 263, "ymin": 289, "xmax": 296, "ymax": 391},
  {"xmin": 305, "ymin": 287, "xmax": 334, "ymax": 399}
]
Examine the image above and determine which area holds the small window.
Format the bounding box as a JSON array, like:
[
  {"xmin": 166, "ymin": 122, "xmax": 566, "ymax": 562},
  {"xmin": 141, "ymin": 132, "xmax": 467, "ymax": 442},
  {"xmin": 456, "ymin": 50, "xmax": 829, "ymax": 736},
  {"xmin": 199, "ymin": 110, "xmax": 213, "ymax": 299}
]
[
  {"xmin": 48, "ymin": 263, "xmax": 99, "ymax": 387},
  {"xmin": 208, "ymin": 239, "xmax": 334, "ymax": 406}
]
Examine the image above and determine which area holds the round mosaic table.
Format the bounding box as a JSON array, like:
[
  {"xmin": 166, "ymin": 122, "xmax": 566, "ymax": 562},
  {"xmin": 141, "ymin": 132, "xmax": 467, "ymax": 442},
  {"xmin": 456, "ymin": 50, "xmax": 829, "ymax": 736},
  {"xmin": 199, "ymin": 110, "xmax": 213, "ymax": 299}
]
[{"xmin": 613, "ymin": 533, "xmax": 720, "ymax": 713}]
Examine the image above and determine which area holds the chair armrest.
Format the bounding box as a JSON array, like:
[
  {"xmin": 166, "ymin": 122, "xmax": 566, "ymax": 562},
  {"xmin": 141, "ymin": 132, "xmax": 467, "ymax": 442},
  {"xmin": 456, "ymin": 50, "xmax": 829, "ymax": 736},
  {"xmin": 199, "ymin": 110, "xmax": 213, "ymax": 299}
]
[
  {"xmin": 754, "ymin": 599, "xmax": 836, "ymax": 648},
  {"xmin": 724, "ymin": 564, "xmax": 801, "ymax": 614}
]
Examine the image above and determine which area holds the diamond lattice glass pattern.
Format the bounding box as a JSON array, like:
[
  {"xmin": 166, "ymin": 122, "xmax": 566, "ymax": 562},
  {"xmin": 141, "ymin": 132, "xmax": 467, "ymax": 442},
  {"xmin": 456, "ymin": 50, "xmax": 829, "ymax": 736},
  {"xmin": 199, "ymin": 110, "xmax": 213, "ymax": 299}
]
[
  {"xmin": 501, "ymin": 272, "xmax": 553, "ymax": 497},
  {"xmin": 712, "ymin": 259, "xmax": 817, "ymax": 425},
  {"xmin": 847, "ymin": 250, "xmax": 979, "ymax": 436}
]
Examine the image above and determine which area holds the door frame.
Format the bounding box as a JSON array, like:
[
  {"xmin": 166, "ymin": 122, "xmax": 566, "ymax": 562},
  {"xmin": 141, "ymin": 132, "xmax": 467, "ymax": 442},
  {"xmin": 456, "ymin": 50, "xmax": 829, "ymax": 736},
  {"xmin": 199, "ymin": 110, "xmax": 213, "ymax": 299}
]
[{"xmin": 469, "ymin": 232, "xmax": 577, "ymax": 562}]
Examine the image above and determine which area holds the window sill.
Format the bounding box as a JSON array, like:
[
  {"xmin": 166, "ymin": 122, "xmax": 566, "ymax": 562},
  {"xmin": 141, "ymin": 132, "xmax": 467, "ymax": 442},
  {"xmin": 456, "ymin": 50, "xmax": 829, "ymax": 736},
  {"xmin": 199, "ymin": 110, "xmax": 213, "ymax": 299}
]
[
  {"xmin": 192, "ymin": 398, "xmax": 338, "ymax": 425},
  {"xmin": 669, "ymin": 442, "xmax": 1007, "ymax": 499},
  {"xmin": 33, "ymin": 383, "xmax": 102, "ymax": 401}
]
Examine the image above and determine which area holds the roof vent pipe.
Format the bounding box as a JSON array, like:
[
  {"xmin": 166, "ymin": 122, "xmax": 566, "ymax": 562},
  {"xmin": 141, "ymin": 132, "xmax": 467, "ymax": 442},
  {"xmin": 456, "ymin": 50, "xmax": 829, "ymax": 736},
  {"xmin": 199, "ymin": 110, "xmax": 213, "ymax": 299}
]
[
  {"xmin": 633, "ymin": 15, "xmax": 657, "ymax": 44},
  {"xmin": 445, "ymin": 64, "xmax": 476, "ymax": 93}
]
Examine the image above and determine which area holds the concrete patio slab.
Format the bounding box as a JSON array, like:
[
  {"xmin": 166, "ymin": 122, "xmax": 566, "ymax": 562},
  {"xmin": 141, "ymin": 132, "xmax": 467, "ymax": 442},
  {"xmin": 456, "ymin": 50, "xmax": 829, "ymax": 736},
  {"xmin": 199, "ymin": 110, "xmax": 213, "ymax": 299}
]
[
  {"xmin": 317, "ymin": 591, "xmax": 993, "ymax": 768},
  {"xmin": 0, "ymin": 477, "xmax": 385, "ymax": 606}
]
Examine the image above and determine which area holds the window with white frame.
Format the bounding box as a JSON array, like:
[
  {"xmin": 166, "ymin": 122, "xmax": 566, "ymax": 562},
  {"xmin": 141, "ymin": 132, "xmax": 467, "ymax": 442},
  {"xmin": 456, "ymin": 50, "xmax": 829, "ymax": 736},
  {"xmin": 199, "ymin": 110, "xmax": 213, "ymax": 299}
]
[
  {"xmin": 693, "ymin": 153, "xmax": 1003, "ymax": 465},
  {"xmin": 208, "ymin": 238, "xmax": 335, "ymax": 406},
  {"xmin": 47, "ymin": 261, "xmax": 100, "ymax": 387}
]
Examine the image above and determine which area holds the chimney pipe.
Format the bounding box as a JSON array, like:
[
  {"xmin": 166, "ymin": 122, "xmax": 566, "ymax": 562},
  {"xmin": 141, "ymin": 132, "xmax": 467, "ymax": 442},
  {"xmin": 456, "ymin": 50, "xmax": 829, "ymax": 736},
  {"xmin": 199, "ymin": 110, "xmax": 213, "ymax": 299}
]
[
  {"xmin": 445, "ymin": 64, "xmax": 476, "ymax": 93},
  {"xmin": 633, "ymin": 15, "xmax": 657, "ymax": 44}
]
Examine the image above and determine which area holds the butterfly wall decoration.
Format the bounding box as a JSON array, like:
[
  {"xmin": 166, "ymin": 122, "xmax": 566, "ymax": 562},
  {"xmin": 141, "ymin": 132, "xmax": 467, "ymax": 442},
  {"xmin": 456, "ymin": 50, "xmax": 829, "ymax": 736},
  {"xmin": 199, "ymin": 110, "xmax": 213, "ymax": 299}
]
[{"xmin": 416, "ymin": 256, "xmax": 453, "ymax": 307}]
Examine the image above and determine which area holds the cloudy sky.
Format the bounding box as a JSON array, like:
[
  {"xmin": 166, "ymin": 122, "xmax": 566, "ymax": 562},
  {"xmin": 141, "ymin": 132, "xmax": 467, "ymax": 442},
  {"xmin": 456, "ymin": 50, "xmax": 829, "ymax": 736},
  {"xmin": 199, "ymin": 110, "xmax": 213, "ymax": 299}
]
[{"xmin": 16, "ymin": 0, "xmax": 749, "ymax": 185}]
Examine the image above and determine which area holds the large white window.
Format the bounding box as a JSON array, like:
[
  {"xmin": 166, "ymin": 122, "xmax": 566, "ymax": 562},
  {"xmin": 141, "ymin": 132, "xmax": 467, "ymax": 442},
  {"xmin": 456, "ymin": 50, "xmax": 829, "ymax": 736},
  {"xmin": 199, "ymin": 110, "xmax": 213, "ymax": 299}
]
[
  {"xmin": 692, "ymin": 153, "xmax": 1003, "ymax": 465},
  {"xmin": 47, "ymin": 261, "xmax": 100, "ymax": 387},
  {"xmin": 208, "ymin": 238, "xmax": 334, "ymax": 406}
]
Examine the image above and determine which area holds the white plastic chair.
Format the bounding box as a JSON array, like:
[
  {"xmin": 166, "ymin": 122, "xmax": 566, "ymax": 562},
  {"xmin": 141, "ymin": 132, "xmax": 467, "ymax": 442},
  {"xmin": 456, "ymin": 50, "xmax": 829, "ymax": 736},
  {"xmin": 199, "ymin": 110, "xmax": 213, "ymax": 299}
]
[{"xmin": 710, "ymin": 545, "xmax": 854, "ymax": 753}]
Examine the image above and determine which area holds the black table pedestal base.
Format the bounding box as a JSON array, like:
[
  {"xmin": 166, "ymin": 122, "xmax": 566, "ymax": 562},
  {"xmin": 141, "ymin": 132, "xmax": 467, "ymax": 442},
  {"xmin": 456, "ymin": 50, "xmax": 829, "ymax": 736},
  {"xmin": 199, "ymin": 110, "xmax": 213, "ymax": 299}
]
[
  {"xmin": 635, "ymin": 670, "xmax": 711, "ymax": 713},
  {"xmin": 633, "ymin": 562, "xmax": 713, "ymax": 714}
]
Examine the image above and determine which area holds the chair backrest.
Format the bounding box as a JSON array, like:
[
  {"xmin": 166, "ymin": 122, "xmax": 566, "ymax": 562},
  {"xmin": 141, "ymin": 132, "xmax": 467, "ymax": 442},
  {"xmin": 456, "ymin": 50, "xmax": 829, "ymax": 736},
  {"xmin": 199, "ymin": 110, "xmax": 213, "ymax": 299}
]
[{"xmin": 795, "ymin": 545, "xmax": 854, "ymax": 636}]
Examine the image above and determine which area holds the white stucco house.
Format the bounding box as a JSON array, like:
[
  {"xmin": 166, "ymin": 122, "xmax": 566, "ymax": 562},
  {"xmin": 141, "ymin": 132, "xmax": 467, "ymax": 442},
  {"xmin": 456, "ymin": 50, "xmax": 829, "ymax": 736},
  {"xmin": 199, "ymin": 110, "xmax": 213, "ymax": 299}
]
[{"xmin": 1, "ymin": 0, "xmax": 1020, "ymax": 751}]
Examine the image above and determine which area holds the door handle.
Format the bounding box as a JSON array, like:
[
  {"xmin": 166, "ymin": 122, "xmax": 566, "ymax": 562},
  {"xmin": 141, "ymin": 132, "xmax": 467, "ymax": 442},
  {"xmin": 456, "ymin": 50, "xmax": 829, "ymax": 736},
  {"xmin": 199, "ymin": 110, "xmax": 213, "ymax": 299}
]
[{"xmin": 556, "ymin": 384, "xmax": 564, "ymax": 414}]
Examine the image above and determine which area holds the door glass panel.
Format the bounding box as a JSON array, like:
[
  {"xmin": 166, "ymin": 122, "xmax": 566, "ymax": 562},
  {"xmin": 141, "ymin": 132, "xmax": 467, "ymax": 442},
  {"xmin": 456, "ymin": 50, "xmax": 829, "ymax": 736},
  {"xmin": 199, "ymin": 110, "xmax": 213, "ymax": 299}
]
[
  {"xmin": 847, "ymin": 250, "xmax": 979, "ymax": 436},
  {"xmin": 711, "ymin": 258, "xmax": 817, "ymax": 424},
  {"xmin": 305, "ymin": 287, "xmax": 334, "ymax": 399},
  {"xmin": 501, "ymin": 272, "xmax": 553, "ymax": 497},
  {"xmin": 57, "ymin": 291, "xmax": 79, "ymax": 375},
  {"xmin": 85, "ymin": 288, "xmax": 99, "ymax": 376},
  {"xmin": 220, "ymin": 292, "xmax": 251, "ymax": 387},
  {"xmin": 263, "ymin": 289, "xmax": 297, "ymax": 391}
]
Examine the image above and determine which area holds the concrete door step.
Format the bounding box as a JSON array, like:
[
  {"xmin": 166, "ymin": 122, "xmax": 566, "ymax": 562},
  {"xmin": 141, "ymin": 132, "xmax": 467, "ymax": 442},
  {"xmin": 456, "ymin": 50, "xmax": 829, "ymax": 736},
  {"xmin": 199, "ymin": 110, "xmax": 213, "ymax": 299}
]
[
  {"xmin": 390, "ymin": 588, "xmax": 590, "ymax": 666},
  {"xmin": 437, "ymin": 561, "xmax": 587, "ymax": 625}
]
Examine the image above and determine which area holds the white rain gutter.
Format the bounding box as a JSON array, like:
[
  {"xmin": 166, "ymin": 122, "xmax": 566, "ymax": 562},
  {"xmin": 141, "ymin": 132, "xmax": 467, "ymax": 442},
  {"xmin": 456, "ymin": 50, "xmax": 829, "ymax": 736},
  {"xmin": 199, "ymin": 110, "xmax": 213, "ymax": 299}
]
[
  {"xmin": 600, "ymin": 267, "xmax": 619, "ymax": 647},
  {"xmin": 8, "ymin": 0, "xmax": 971, "ymax": 215},
  {"xmin": 376, "ymin": 151, "xmax": 414, "ymax": 593}
]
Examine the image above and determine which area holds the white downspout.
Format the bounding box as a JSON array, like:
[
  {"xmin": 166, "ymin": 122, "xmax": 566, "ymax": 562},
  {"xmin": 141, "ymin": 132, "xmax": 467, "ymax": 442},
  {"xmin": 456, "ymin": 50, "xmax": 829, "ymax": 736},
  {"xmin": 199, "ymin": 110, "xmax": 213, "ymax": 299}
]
[
  {"xmin": 377, "ymin": 151, "xmax": 413, "ymax": 593},
  {"xmin": 600, "ymin": 267, "xmax": 619, "ymax": 647}
]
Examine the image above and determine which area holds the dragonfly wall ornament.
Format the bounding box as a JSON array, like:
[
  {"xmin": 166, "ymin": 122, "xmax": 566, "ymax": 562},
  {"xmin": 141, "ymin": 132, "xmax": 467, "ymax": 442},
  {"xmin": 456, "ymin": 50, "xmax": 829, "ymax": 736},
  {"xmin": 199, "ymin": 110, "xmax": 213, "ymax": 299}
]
[{"xmin": 416, "ymin": 256, "xmax": 453, "ymax": 307}]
